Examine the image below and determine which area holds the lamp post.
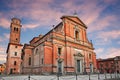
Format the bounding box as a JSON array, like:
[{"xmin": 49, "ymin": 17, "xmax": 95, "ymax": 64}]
[
  {"xmin": 57, "ymin": 55, "xmax": 60, "ymax": 77},
  {"xmin": 97, "ymin": 70, "xmax": 100, "ymax": 80},
  {"xmin": 114, "ymin": 57, "xmax": 118, "ymax": 79},
  {"xmin": 84, "ymin": 62, "xmax": 86, "ymax": 74},
  {"xmin": 57, "ymin": 52, "xmax": 63, "ymax": 76}
]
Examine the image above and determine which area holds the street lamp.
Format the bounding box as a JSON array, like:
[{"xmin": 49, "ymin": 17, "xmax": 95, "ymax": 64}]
[
  {"xmin": 57, "ymin": 50, "xmax": 63, "ymax": 76},
  {"xmin": 114, "ymin": 57, "xmax": 118, "ymax": 79},
  {"xmin": 84, "ymin": 62, "xmax": 86, "ymax": 74}
]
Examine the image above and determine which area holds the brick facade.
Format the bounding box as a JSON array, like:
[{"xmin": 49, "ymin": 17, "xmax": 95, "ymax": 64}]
[
  {"xmin": 22, "ymin": 15, "xmax": 97, "ymax": 74},
  {"xmin": 97, "ymin": 56, "xmax": 120, "ymax": 73},
  {"xmin": 0, "ymin": 63, "xmax": 6, "ymax": 74}
]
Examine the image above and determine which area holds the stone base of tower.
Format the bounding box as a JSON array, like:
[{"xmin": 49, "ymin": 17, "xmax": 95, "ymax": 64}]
[
  {"xmin": 6, "ymin": 57, "xmax": 22, "ymax": 74},
  {"xmin": 6, "ymin": 43, "xmax": 23, "ymax": 75}
]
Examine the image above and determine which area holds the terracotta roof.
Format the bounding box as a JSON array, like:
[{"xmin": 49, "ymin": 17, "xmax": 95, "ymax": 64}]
[
  {"xmin": 34, "ymin": 22, "xmax": 62, "ymax": 44},
  {"xmin": 97, "ymin": 58, "xmax": 114, "ymax": 62}
]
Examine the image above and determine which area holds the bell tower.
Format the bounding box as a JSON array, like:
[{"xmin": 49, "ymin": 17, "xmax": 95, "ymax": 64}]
[
  {"xmin": 6, "ymin": 18, "xmax": 23, "ymax": 74},
  {"xmin": 10, "ymin": 18, "xmax": 21, "ymax": 44}
]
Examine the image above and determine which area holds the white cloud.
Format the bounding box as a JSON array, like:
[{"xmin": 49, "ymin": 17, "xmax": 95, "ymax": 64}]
[
  {"xmin": 103, "ymin": 0, "xmax": 118, "ymax": 4},
  {"xmin": 93, "ymin": 30, "xmax": 120, "ymax": 46},
  {"xmin": 0, "ymin": 18, "xmax": 10, "ymax": 28},
  {"xmin": 105, "ymin": 48, "xmax": 120, "ymax": 58},
  {"xmin": 23, "ymin": 24, "xmax": 40, "ymax": 29},
  {"xmin": 0, "ymin": 33, "xmax": 9, "ymax": 43},
  {"xmin": 61, "ymin": 0, "xmax": 106, "ymax": 26},
  {"xmin": 95, "ymin": 48, "xmax": 104, "ymax": 54},
  {"xmin": 94, "ymin": 38, "xmax": 111, "ymax": 46},
  {"xmin": 96, "ymin": 47, "xmax": 120, "ymax": 59},
  {"xmin": 4, "ymin": 33, "xmax": 10, "ymax": 39},
  {"xmin": 0, "ymin": 54, "xmax": 6, "ymax": 64},
  {"xmin": 0, "ymin": 0, "xmax": 118, "ymax": 31},
  {"xmin": 80, "ymin": 1, "xmax": 105, "ymax": 25},
  {"xmin": 118, "ymin": 41, "xmax": 120, "ymax": 44},
  {"xmin": 88, "ymin": 15, "xmax": 117, "ymax": 32},
  {"xmin": 95, "ymin": 48, "xmax": 105, "ymax": 58},
  {"xmin": 0, "ymin": 0, "xmax": 106, "ymax": 29},
  {"xmin": 97, "ymin": 30, "xmax": 120, "ymax": 41},
  {"xmin": 0, "ymin": 37, "xmax": 3, "ymax": 42},
  {"xmin": 0, "ymin": 47, "xmax": 7, "ymax": 64},
  {"xmin": 0, "ymin": 47, "xmax": 6, "ymax": 54}
]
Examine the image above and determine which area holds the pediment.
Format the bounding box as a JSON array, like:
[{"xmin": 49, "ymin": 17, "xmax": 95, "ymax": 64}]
[
  {"xmin": 61, "ymin": 16, "xmax": 87, "ymax": 28},
  {"xmin": 68, "ymin": 17, "xmax": 84, "ymax": 25}
]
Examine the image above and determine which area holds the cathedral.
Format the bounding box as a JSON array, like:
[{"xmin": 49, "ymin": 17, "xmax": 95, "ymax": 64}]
[{"xmin": 6, "ymin": 15, "xmax": 97, "ymax": 74}]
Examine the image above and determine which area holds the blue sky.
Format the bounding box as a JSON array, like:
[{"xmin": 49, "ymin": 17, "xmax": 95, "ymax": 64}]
[{"xmin": 0, "ymin": 0, "xmax": 120, "ymax": 64}]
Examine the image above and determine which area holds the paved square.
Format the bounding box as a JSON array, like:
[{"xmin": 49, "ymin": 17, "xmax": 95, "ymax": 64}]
[{"xmin": 0, "ymin": 74, "xmax": 120, "ymax": 80}]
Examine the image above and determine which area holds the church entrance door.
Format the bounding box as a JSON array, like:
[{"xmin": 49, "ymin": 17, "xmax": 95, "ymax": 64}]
[
  {"xmin": 58, "ymin": 61, "xmax": 62, "ymax": 74},
  {"xmin": 77, "ymin": 60, "xmax": 82, "ymax": 73}
]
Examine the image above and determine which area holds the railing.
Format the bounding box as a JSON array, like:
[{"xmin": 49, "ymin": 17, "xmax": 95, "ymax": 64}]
[{"xmin": 0, "ymin": 73, "xmax": 120, "ymax": 80}]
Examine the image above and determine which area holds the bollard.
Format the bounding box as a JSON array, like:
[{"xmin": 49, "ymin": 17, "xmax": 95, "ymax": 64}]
[
  {"xmin": 116, "ymin": 73, "xmax": 119, "ymax": 78},
  {"xmin": 118, "ymin": 73, "xmax": 119, "ymax": 78},
  {"xmin": 28, "ymin": 75, "xmax": 30, "ymax": 80},
  {"xmin": 105, "ymin": 73, "xmax": 107, "ymax": 79},
  {"xmin": 89, "ymin": 73, "xmax": 90, "ymax": 80},
  {"xmin": 118, "ymin": 74, "xmax": 120, "ymax": 78},
  {"xmin": 98, "ymin": 72, "xmax": 100, "ymax": 80},
  {"xmin": 115, "ymin": 72, "xmax": 116, "ymax": 79},
  {"xmin": 57, "ymin": 74, "xmax": 59, "ymax": 80},
  {"xmin": 110, "ymin": 73, "xmax": 112, "ymax": 79},
  {"xmin": 76, "ymin": 73, "xmax": 77, "ymax": 80}
]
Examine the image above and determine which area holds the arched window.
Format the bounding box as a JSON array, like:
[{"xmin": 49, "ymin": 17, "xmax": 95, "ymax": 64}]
[
  {"xmin": 58, "ymin": 47, "xmax": 62, "ymax": 55},
  {"xmin": 16, "ymin": 38, "xmax": 18, "ymax": 41},
  {"xmin": 42, "ymin": 58, "xmax": 44, "ymax": 64},
  {"xmin": 14, "ymin": 61, "xmax": 16, "ymax": 65},
  {"xmin": 89, "ymin": 54, "xmax": 92, "ymax": 59},
  {"xmin": 13, "ymin": 27, "xmax": 18, "ymax": 32},
  {"xmin": 16, "ymin": 28, "xmax": 18, "ymax": 32},
  {"xmin": 14, "ymin": 52, "xmax": 17, "ymax": 56},
  {"xmin": 75, "ymin": 30, "xmax": 79, "ymax": 40},
  {"xmin": 14, "ymin": 27, "xmax": 16, "ymax": 31},
  {"xmin": 28, "ymin": 57, "xmax": 31, "ymax": 65}
]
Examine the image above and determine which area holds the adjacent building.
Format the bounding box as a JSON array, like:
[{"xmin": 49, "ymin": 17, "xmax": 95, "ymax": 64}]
[
  {"xmin": 97, "ymin": 56, "xmax": 120, "ymax": 73},
  {"xmin": 6, "ymin": 18, "xmax": 23, "ymax": 74},
  {"xmin": 21, "ymin": 15, "xmax": 97, "ymax": 74},
  {"xmin": 0, "ymin": 63, "xmax": 6, "ymax": 74}
]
